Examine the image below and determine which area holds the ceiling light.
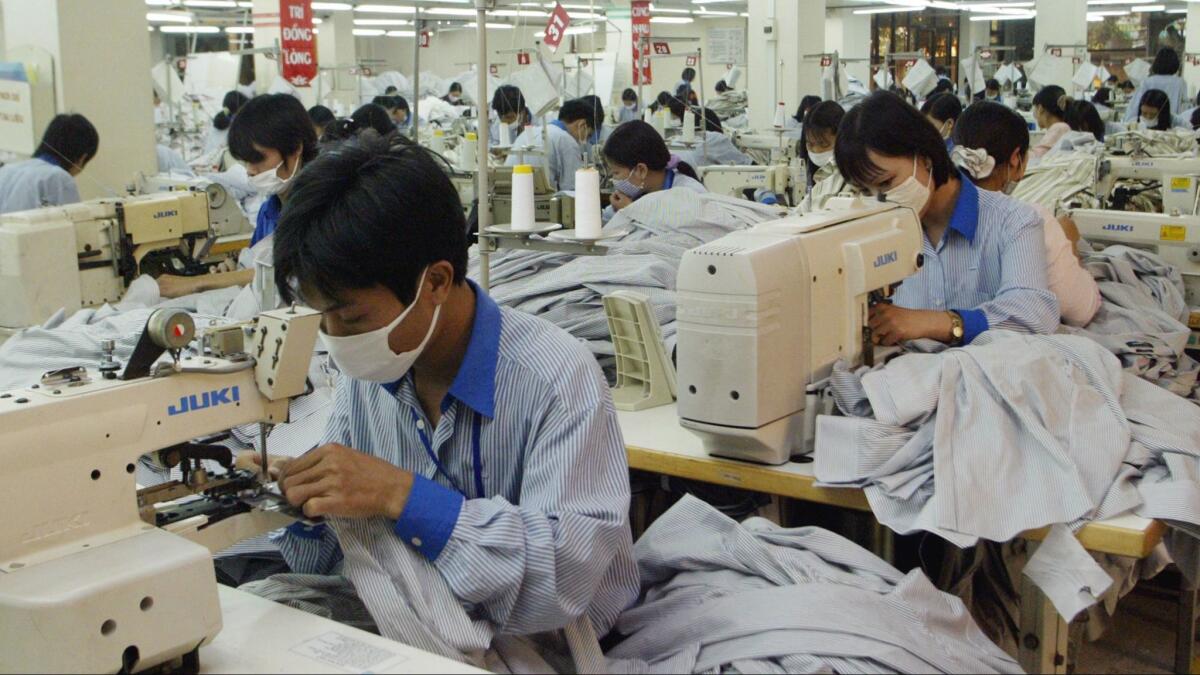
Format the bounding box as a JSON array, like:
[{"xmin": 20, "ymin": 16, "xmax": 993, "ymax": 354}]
[
  {"xmin": 311, "ymin": 2, "xmax": 353, "ymax": 9},
  {"xmin": 147, "ymin": 11, "xmax": 193, "ymax": 22},
  {"xmin": 355, "ymin": 4, "xmax": 416, "ymax": 13},
  {"xmin": 225, "ymin": 26, "xmax": 255, "ymax": 33},
  {"xmin": 386, "ymin": 29, "xmax": 417, "ymax": 36},
  {"xmin": 182, "ymin": 0, "xmax": 236, "ymax": 7},
  {"xmin": 159, "ymin": 25, "xmax": 221, "ymax": 32},
  {"xmin": 353, "ymin": 28, "xmax": 387, "ymax": 35},
  {"xmin": 1131, "ymin": 4, "xmax": 1165, "ymax": 11},
  {"xmin": 466, "ymin": 22, "xmax": 516, "ymax": 29},
  {"xmin": 354, "ymin": 18, "xmax": 411, "ymax": 25},
  {"xmin": 650, "ymin": 16, "xmax": 694, "ymax": 23}
]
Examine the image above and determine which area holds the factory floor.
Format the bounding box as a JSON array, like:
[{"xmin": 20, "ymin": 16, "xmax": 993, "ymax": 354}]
[{"xmin": 1078, "ymin": 573, "xmax": 1188, "ymax": 674}]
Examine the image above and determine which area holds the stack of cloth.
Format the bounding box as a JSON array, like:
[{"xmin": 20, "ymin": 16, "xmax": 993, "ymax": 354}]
[
  {"xmin": 1012, "ymin": 150, "xmax": 1101, "ymax": 212},
  {"xmin": 1106, "ymin": 130, "xmax": 1199, "ymax": 156}
]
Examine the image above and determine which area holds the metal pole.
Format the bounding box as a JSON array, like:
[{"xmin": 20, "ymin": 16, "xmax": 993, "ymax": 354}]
[
  {"xmin": 475, "ymin": 0, "xmax": 492, "ymax": 289},
  {"xmin": 636, "ymin": 35, "xmax": 644, "ymax": 119},
  {"xmin": 697, "ymin": 48, "xmax": 707, "ymax": 163},
  {"xmin": 412, "ymin": 12, "xmax": 421, "ymax": 142}
]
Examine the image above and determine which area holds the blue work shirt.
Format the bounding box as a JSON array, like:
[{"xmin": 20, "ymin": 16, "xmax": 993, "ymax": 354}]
[
  {"xmin": 892, "ymin": 175, "xmax": 1060, "ymax": 344},
  {"xmin": 0, "ymin": 155, "xmax": 80, "ymax": 214},
  {"xmin": 277, "ymin": 280, "xmax": 638, "ymax": 635},
  {"xmin": 249, "ymin": 194, "xmax": 282, "ymax": 246},
  {"xmin": 505, "ymin": 120, "xmax": 584, "ymax": 191}
]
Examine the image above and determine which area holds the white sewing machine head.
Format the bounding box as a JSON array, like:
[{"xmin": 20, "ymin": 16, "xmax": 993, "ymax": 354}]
[
  {"xmin": 134, "ymin": 172, "xmax": 251, "ymax": 240},
  {"xmin": 700, "ymin": 165, "xmax": 797, "ymax": 204},
  {"xmin": 0, "ymin": 306, "xmax": 321, "ymax": 673},
  {"xmin": 675, "ymin": 197, "xmax": 923, "ymax": 465},
  {"xmin": 1095, "ymin": 155, "xmax": 1200, "ymax": 214},
  {"xmin": 0, "ymin": 191, "xmax": 222, "ymax": 330}
]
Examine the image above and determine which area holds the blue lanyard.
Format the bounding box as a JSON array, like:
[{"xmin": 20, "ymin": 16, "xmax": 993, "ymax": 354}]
[
  {"xmin": 664, "ymin": 169, "xmax": 676, "ymax": 190},
  {"xmin": 411, "ymin": 409, "xmax": 485, "ymax": 499}
]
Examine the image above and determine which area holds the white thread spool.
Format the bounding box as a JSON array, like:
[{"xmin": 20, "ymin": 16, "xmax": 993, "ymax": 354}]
[
  {"xmin": 460, "ymin": 132, "xmax": 477, "ymax": 171},
  {"xmin": 573, "ymin": 168, "xmax": 603, "ymax": 239},
  {"xmin": 682, "ymin": 109, "xmax": 696, "ymax": 143},
  {"xmin": 430, "ymin": 129, "xmax": 445, "ymax": 154},
  {"xmin": 510, "ymin": 164, "xmax": 535, "ymax": 231},
  {"xmin": 643, "ymin": 107, "xmax": 654, "ymax": 124},
  {"xmin": 773, "ymin": 102, "xmax": 788, "ymax": 128},
  {"xmin": 653, "ymin": 110, "xmax": 667, "ymax": 138}
]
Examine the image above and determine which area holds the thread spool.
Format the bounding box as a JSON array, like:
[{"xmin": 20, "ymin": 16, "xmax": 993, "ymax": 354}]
[
  {"xmin": 430, "ymin": 129, "xmax": 445, "ymax": 154},
  {"xmin": 643, "ymin": 107, "xmax": 654, "ymax": 124},
  {"xmin": 574, "ymin": 168, "xmax": 603, "ymax": 239},
  {"xmin": 682, "ymin": 109, "xmax": 696, "ymax": 143},
  {"xmin": 773, "ymin": 102, "xmax": 787, "ymax": 128},
  {"xmin": 511, "ymin": 164, "xmax": 535, "ymax": 231},
  {"xmin": 653, "ymin": 110, "xmax": 667, "ymax": 138},
  {"xmin": 460, "ymin": 132, "xmax": 477, "ymax": 171}
]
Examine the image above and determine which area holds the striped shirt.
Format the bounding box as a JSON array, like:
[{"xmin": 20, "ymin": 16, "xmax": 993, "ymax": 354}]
[
  {"xmin": 277, "ymin": 280, "xmax": 639, "ymax": 636},
  {"xmin": 892, "ymin": 175, "xmax": 1060, "ymax": 344}
]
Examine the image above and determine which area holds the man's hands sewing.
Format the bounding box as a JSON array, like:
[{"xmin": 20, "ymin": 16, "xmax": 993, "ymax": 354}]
[{"xmin": 271, "ymin": 444, "xmax": 414, "ymax": 520}]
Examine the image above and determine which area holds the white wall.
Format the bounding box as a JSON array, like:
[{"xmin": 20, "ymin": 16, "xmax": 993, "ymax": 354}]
[{"xmin": 824, "ymin": 8, "xmax": 871, "ymax": 85}]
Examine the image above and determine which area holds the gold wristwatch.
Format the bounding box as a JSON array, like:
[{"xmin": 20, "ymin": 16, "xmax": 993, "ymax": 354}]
[{"xmin": 947, "ymin": 311, "xmax": 965, "ymax": 346}]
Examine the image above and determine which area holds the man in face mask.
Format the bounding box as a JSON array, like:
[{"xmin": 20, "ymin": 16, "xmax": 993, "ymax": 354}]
[
  {"xmin": 505, "ymin": 98, "xmax": 601, "ymax": 191},
  {"xmin": 260, "ymin": 138, "xmax": 638, "ymax": 638},
  {"xmin": 835, "ymin": 92, "xmax": 1060, "ymax": 347},
  {"xmin": 441, "ymin": 82, "xmax": 465, "ymax": 106},
  {"xmin": 156, "ymin": 94, "xmax": 318, "ymax": 299}
]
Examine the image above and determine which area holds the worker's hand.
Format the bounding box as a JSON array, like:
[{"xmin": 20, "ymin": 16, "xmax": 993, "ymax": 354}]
[
  {"xmin": 235, "ymin": 451, "xmax": 291, "ymax": 481},
  {"xmin": 869, "ymin": 304, "xmax": 953, "ymax": 346},
  {"xmin": 210, "ymin": 256, "xmax": 238, "ymax": 274},
  {"xmin": 610, "ymin": 190, "xmax": 635, "ymax": 212},
  {"xmin": 156, "ymin": 274, "xmax": 204, "ymax": 299},
  {"xmin": 279, "ymin": 443, "xmax": 414, "ymax": 520}
]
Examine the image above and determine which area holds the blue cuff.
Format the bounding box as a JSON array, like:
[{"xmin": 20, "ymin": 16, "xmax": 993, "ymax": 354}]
[
  {"xmin": 394, "ymin": 475, "xmax": 465, "ymax": 561},
  {"xmin": 955, "ymin": 309, "xmax": 988, "ymax": 345},
  {"xmin": 286, "ymin": 521, "xmax": 327, "ymax": 540}
]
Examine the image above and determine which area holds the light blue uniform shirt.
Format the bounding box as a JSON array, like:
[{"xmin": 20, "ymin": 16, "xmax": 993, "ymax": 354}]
[
  {"xmin": 892, "ymin": 175, "xmax": 1060, "ymax": 344},
  {"xmin": 277, "ymin": 281, "xmax": 639, "ymax": 635},
  {"xmin": 617, "ymin": 105, "xmax": 639, "ymax": 124},
  {"xmin": 677, "ymin": 131, "xmax": 753, "ymax": 168},
  {"xmin": 505, "ymin": 120, "xmax": 584, "ymax": 191},
  {"xmin": 155, "ymin": 145, "xmax": 193, "ymax": 176},
  {"xmin": 1123, "ymin": 74, "xmax": 1189, "ymax": 123},
  {"xmin": 0, "ymin": 156, "xmax": 80, "ymax": 214}
]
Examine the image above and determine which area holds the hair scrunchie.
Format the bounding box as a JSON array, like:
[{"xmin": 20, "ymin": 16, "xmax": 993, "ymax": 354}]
[{"xmin": 950, "ymin": 145, "xmax": 997, "ymax": 181}]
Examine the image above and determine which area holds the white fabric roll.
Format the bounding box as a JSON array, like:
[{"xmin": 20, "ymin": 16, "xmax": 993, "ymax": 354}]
[
  {"xmin": 460, "ymin": 134, "xmax": 477, "ymax": 171},
  {"xmin": 511, "ymin": 166, "xmax": 535, "ymax": 231},
  {"xmin": 573, "ymin": 168, "xmax": 602, "ymax": 239},
  {"xmin": 773, "ymin": 102, "xmax": 787, "ymax": 128},
  {"xmin": 683, "ymin": 110, "xmax": 696, "ymax": 143},
  {"xmin": 653, "ymin": 110, "xmax": 667, "ymax": 138}
]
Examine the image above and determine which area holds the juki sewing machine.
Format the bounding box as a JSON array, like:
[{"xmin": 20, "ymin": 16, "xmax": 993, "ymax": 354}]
[
  {"xmin": 1094, "ymin": 155, "xmax": 1200, "ymax": 214},
  {"xmin": 134, "ymin": 172, "xmax": 252, "ymax": 241},
  {"xmin": 0, "ymin": 191, "xmax": 224, "ymax": 329},
  {"xmin": 1071, "ymin": 208, "xmax": 1200, "ymax": 346},
  {"xmin": 700, "ymin": 164, "xmax": 801, "ymax": 206},
  {"xmin": 0, "ymin": 305, "xmax": 321, "ymax": 673},
  {"xmin": 488, "ymin": 165, "xmax": 575, "ymax": 228},
  {"xmin": 675, "ymin": 197, "xmax": 924, "ymax": 465}
]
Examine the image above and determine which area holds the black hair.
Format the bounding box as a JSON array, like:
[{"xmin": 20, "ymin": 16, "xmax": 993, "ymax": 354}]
[
  {"xmin": 953, "ymin": 101, "xmax": 1029, "ymax": 182},
  {"xmin": 34, "ymin": 113, "xmax": 99, "ymax": 169},
  {"xmin": 1092, "ymin": 87, "xmax": 1111, "ymax": 106},
  {"xmin": 935, "ymin": 65, "xmax": 948, "ymax": 77},
  {"xmin": 559, "ymin": 97, "xmax": 603, "ymax": 131},
  {"xmin": 650, "ymin": 90, "xmax": 672, "ymax": 112},
  {"xmin": 350, "ymin": 104, "xmax": 398, "ymax": 136},
  {"xmin": 1120, "ymin": 80, "xmax": 1136, "ymax": 91},
  {"xmin": 835, "ymin": 91, "xmax": 955, "ymax": 190},
  {"xmin": 1106, "ymin": 74, "xmax": 1119, "ymax": 84},
  {"xmin": 213, "ymin": 90, "xmax": 250, "ymax": 131},
  {"xmin": 1191, "ymin": 108, "xmax": 1200, "ymax": 131},
  {"xmin": 372, "ymin": 95, "xmax": 398, "ymax": 111},
  {"xmin": 1151, "ymin": 47, "xmax": 1182, "ymax": 76},
  {"xmin": 448, "ymin": 82, "xmax": 462, "ymax": 94},
  {"xmin": 1064, "ymin": 99, "xmax": 1105, "ymax": 141},
  {"xmin": 932, "ymin": 78, "xmax": 954, "ymax": 95},
  {"xmin": 920, "ymin": 93, "xmax": 963, "ymax": 123},
  {"xmin": 715, "ymin": 80, "xmax": 730, "ymax": 94},
  {"xmin": 666, "ymin": 96, "xmax": 687, "ymax": 121},
  {"xmin": 985, "ymin": 78, "xmax": 1000, "ymax": 92},
  {"xmin": 491, "ymin": 85, "xmax": 525, "ymax": 117},
  {"xmin": 579, "ymin": 95, "xmax": 606, "ymax": 130},
  {"xmin": 274, "ymin": 136, "xmax": 466, "ymax": 307},
  {"xmin": 1139, "ymin": 89, "xmax": 1173, "ymax": 131},
  {"xmin": 308, "ymin": 105, "xmax": 335, "ymax": 130},
  {"xmin": 228, "ymin": 93, "xmax": 319, "ymax": 165},
  {"xmin": 392, "ymin": 95, "xmax": 410, "ymax": 111},
  {"xmin": 383, "ymin": 85, "xmax": 399, "ymax": 95},
  {"xmin": 701, "ymin": 108, "xmax": 722, "ymax": 133},
  {"xmin": 622, "ymin": 88, "xmax": 637, "ymax": 103},
  {"xmin": 681, "ymin": 67, "xmax": 696, "ymax": 82},
  {"xmin": 603, "ymin": 120, "xmax": 699, "ymax": 181},
  {"xmin": 1032, "ymin": 84, "xmax": 1067, "ymax": 120},
  {"xmin": 795, "ymin": 95, "xmax": 822, "ymax": 123},
  {"xmin": 799, "ymin": 100, "xmax": 844, "ymax": 185}
]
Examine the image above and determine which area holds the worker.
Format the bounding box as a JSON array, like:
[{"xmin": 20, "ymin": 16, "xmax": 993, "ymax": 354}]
[
  {"xmin": 490, "ymin": 84, "xmax": 532, "ymax": 147},
  {"xmin": 257, "ymin": 138, "xmax": 639, "ymax": 636},
  {"xmin": 618, "ymin": 88, "xmax": 639, "ymax": 124},
  {"xmin": 952, "ymin": 101, "xmax": 1101, "ymax": 327},
  {"xmin": 835, "ymin": 91, "xmax": 1059, "ymax": 346},
  {"xmin": 0, "ymin": 113, "xmax": 97, "ymax": 215},
  {"xmin": 155, "ymin": 144, "xmax": 193, "ymax": 176},
  {"xmin": 603, "ymin": 119, "xmax": 706, "ymax": 214},
  {"xmin": 1136, "ymin": 89, "xmax": 1178, "ymax": 131},
  {"xmin": 666, "ymin": 100, "xmax": 750, "ymax": 167},
  {"xmin": 308, "ymin": 105, "xmax": 336, "ymax": 140},
  {"xmin": 786, "ymin": 94, "xmax": 822, "ymax": 139},
  {"xmin": 383, "ymin": 85, "xmax": 399, "ymax": 95},
  {"xmin": 1029, "ymin": 85, "xmax": 1071, "ymax": 158},
  {"xmin": 920, "ymin": 93, "xmax": 963, "ymax": 151},
  {"xmin": 1062, "ymin": 98, "xmax": 1106, "ymax": 142},
  {"xmin": 800, "ymin": 100, "xmax": 849, "ymax": 209},
  {"xmin": 974, "ymin": 78, "xmax": 1002, "ymax": 103},
  {"xmin": 205, "ymin": 91, "xmax": 249, "ymax": 156},
  {"xmin": 676, "ymin": 67, "xmax": 699, "ymax": 105},
  {"xmin": 504, "ymin": 98, "xmax": 601, "ymax": 191},
  {"xmin": 580, "ymin": 95, "xmax": 609, "ymax": 145},
  {"xmin": 1091, "ymin": 87, "xmax": 1113, "ymax": 116},
  {"xmin": 156, "ymin": 94, "xmax": 318, "ymax": 298},
  {"xmin": 1123, "ymin": 47, "xmax": 1187, "ymax": 124},
  {"xmin": 373, "ymin": 95, "xmax": 411, "ymax": 131},
  {"xmin": 352, "ymin": 103, "xmax": 401, "ymax": 137},
  {"xmin": 441, "ymin": 81, "xmax": 466, "ymax": 105}
]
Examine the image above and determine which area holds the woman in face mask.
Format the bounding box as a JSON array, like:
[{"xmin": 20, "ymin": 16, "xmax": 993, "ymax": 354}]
[
  {"xmin": 618, "ymin": 88, "xmax": 639, "ymax": 124},
  {"xmin": 156, "ymin": 94, "xmax": 319, "ymax": 299},
  {"xmin": 920, "ymin": 93, "xmax": 963, "ymax": 152},
  {"xmin": 602, "ymin": 120, "xmax": 705, "ymax": 215},
  {"xmin": 800, "ymin": 100, "xmax": 851, "ymax": 211},
  {"xmin": 835, "ymin": 91, "xmax": 1060, "ymax": 346},
  {"xmin": 951, "ymin": 101, "xmax": 1100, "ymax": 327},
  {"xmin": 1137, "ymin": 89, "xmax": 1174, "ymax": 132},
  {"xmin": 1029, "ymin": 85, "xmax": 1070, "ymax": 159}
]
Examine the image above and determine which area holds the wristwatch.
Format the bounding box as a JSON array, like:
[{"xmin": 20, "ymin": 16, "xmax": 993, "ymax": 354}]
[{"xmin": 947, "ymin": 311, "xmax": 965, "ymax": 346}]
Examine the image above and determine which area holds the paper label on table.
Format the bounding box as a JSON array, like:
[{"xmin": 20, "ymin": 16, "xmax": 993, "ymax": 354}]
[
  {"xmin": 290, "ymin": 631, "xmax": 410, "ymax": 673},
  {"xmin": 1161, "ymin": 225, "xmax": 1187, "ymax": 242}
]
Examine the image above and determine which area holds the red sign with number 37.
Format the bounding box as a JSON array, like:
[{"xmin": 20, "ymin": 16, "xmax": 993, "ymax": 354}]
[{"xmin": 543, "ymin": 3, "xmax": 571, "ymax": 53}]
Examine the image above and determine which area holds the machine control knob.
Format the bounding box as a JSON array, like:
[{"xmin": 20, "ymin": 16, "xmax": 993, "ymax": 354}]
[
  {"xmin": 98, "ymin": 339, "xmax": 120, "ymax": 379},
  {"xmin": 147, "ymin": 309, "xmax": 195, "ymax": 351},
  {"xmin": 1189, "ymin": 247, "xmax": 1200, "ymax": 264}
]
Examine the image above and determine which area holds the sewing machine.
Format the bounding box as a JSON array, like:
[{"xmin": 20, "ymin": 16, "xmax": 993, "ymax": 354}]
[
  {"xmin": 134, "ymin": 172, "xmax": 251, "ymax": 241},
  {"xmin": 731, "ymin": 130, "xmax": 799, "ymax": 165},
  {"xmin": 488, "ymin": 165, "xmax": 575, "ymax": 228},
  {"xmin": 1095, "ymin": 155, "xmax": 1200, "ymax": 214},
  {"xmin": 0, "ymin": 305, "xmax": 321, "ymax": 673},
  {"xmin": 1071, "ymin": 208, "xmax": 1200, "ymax": 345},
  {"xmin": 0, "ymin": 191, "xmax": 220, "ymax": 329},
  {"xmin": 700, "ymin": 164, "xmax": 800, "ymax": 205},
  {"xmin": 675, "ymin": 197, "xmax": 924, "ymax": 465}
]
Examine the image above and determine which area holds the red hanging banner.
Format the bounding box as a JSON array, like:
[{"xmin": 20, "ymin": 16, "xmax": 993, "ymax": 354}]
[
  {"xmin": 632, "ymin": 0, "xmax": 652, "ymax": 85},
  {"xmin": 517, "ymin": 51, "xmax": 531, "ymax": 66},
  {"xmin": 420, "ymin": 31, "xmax": 431, "ymax": 48},
  {"xmin": 279, "ymin": 0, "xmax": 317, "ymax": 87},
  {"xmin": 544, "ymin": 2, "xmax": 571, "ymax": 54}
]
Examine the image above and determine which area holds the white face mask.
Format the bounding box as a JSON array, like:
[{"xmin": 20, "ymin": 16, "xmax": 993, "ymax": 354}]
[
  {"xmin": 883, "ymin": 156, "xmax": 933, "ymax": 214},
  {"xmin": 248, "ymin": 158, "xmax": 297, "ymax": 196},
  {"xmin": 808, "ymin": 148, "xmax": 834, "ymax": 168},
  {"xmin": 448, "ymin": 95, "xmax": 461, "ymax": 103},
  {"xmin": 320, "ymin": 269, "xmax": 441, "ymax": 383},
  {"xmin": 1140, "ymin": 116, "xmax": 1159, "ymax": 129}
]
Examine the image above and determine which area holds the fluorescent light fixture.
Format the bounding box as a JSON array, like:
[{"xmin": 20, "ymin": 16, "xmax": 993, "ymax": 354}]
[
  {"xmin": 969, "ymin": 13, "xmax": 1034, "ymax": 20},
  {"xmin": 311, "ymin": 2, "xmax": 353, "ymax": 9},
  {"xmin": 147, "ymin": 11, "xmax": 193, "ymax": 22},
  {"xmin": 854, "ymin": 6, "xmax": 922, "ymax": 13},
  {"xmin": 386, "ymin": 29, "xmax": 417, "ymax": 36},
  {"xmin": 354, "ymin": 18, "xmax": 411, "ymax": 24},
  {"xmin": 650, "ymin": 4, "xmax": 692, "ymax": 13},
  {"xmin": 491, "ymin": 9, "xmax": 548, "ymax": 17},
  {"xmin": 650, "ymin": 16, "xmax": 694, "ymax": 23},
  {"xmin": 465, "ymin": 22, "xmax": 516, "ymax": 29},
  {"xmin": 1131, "ymin": 4, "xmax": 1165, "ymax": 10},
  {"xmin": 423, "ymin": 7, "xmax": 477, "ymax": 16},
  {"xmin": 225, "ymin": 26, "xmax": 255, "ymax": 33},
  {"xmin": 183, "ymin": 0, "xmax": 236, "ymax": 7},
  {"xmin": 698, "ymin": 10, "xmax": 738, "ymax": 16},
  {"xmin": 355, "ymin": 4, "xmax": 416, "ymax": 13},
  {"xmin": 353, "ymin": 28, "xmax": 387, "ymax": 35},
  {"xmin": 237, "ymin": 1, "xmax": 252, "ymax": 6},
  {"xmin": 159, "ymin": 25, "xmax": 220, "ymax": 32}
]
